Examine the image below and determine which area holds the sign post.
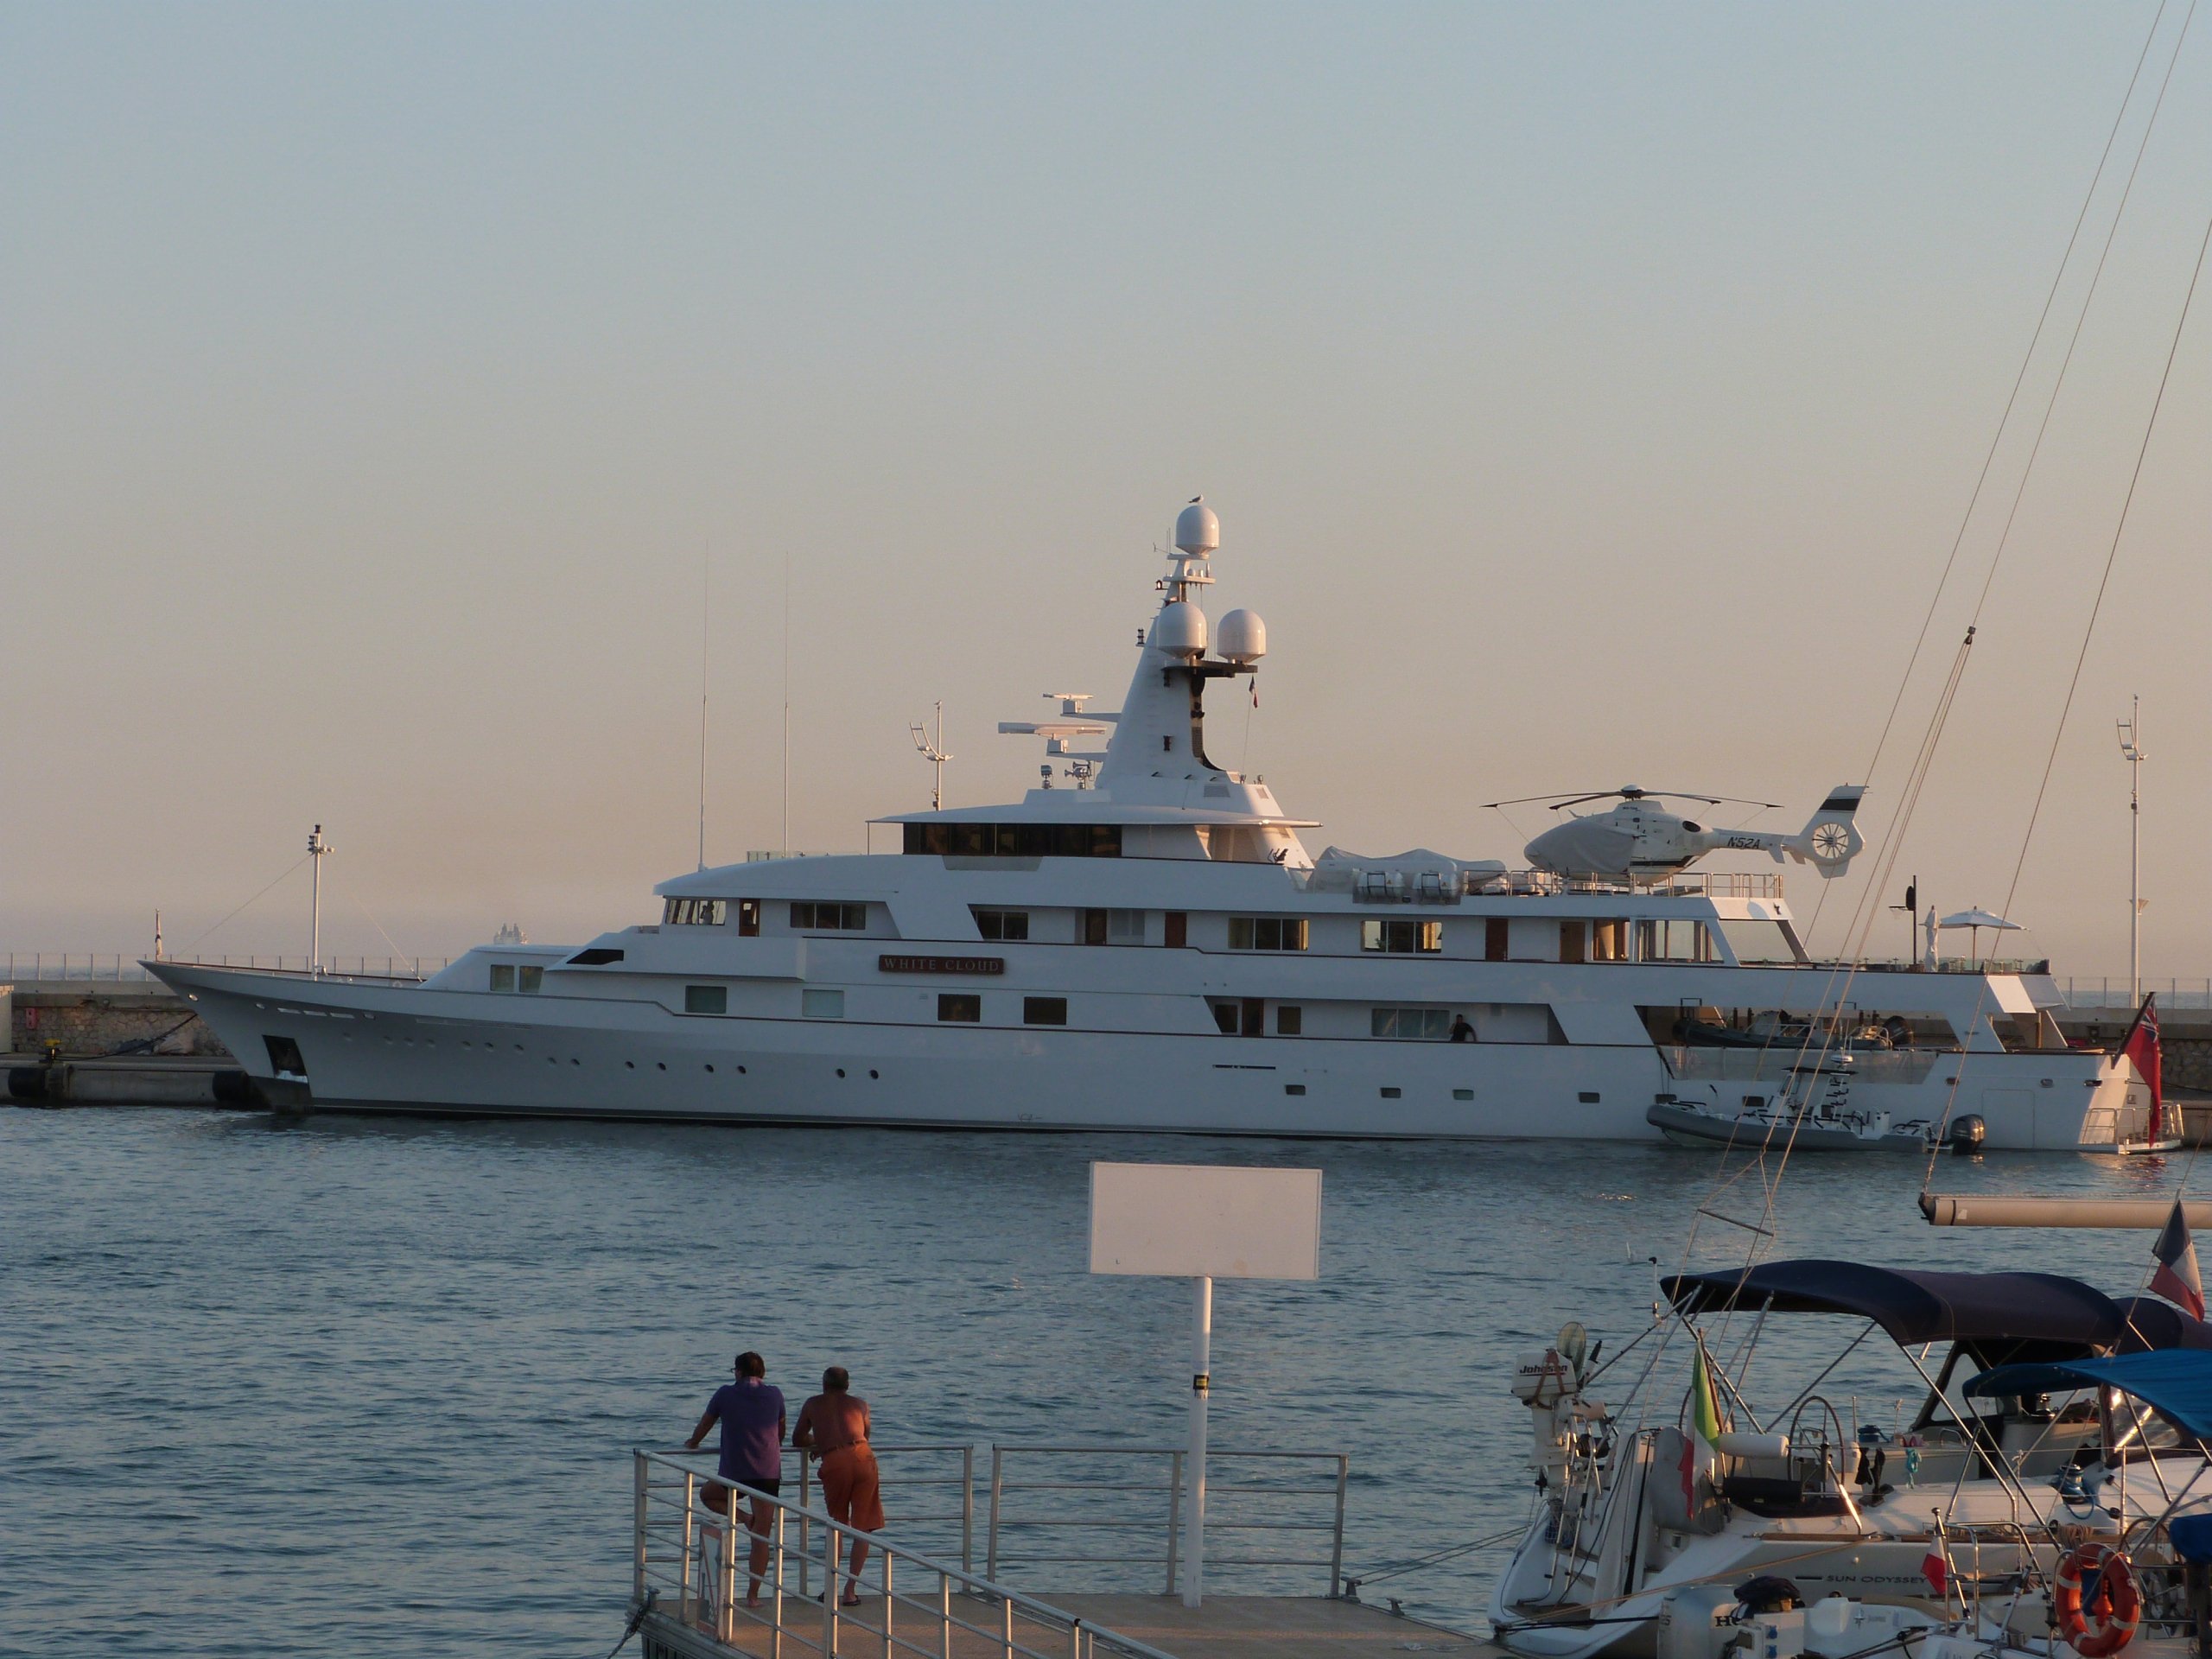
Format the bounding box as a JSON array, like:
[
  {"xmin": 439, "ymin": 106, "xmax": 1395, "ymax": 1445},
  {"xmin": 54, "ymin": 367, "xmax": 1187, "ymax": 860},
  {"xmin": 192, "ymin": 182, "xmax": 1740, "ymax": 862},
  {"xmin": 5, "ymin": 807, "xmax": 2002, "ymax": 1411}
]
[{"xmin": 1089, "ymin": 1161, "xmax": 1322, "ymax": 1608}]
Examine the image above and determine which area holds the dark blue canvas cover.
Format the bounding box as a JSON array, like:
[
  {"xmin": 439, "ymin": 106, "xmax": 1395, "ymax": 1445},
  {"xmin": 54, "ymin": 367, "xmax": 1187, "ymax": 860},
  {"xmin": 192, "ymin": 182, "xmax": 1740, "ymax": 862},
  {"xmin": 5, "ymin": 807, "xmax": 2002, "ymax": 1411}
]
[
  {"xmin": 1662, "ymin": 1260, "xmax": 2178, "ymax": 1363},
  {"xmin": 1966, "ymin": 1348, "xmax": 2212, "ymax": 1439}
]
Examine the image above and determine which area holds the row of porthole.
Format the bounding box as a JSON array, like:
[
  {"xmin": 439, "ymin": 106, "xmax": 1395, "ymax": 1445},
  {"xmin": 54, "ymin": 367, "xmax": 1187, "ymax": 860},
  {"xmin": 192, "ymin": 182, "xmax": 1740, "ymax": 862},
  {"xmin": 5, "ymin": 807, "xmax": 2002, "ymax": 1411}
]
[
  {"xmin": 1317, "ymin": 1085, "xmax": 1482, "ymax": 1101},
  {"xmin": 357, "ymin": 1030, "xmax": 888, "ymax": 1082}
]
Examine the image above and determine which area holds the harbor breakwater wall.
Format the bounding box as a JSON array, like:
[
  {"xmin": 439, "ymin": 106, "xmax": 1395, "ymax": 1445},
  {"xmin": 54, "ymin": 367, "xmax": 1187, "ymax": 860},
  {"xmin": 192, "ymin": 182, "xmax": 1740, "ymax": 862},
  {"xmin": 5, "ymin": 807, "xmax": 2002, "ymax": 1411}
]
[{"xmin": 7, "ymin": 982, "xmax": 226, "ymax": 1058}]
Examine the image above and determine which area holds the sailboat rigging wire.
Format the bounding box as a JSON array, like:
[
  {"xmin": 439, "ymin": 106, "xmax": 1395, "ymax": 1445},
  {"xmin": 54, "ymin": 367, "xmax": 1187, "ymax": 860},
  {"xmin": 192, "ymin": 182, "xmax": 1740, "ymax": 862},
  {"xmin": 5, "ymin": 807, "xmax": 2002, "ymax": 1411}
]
[
  {"xmin": 1606, "ymin": 29, "xmax": 2203, "ymax": 1549},
  {"xmin": 1821, "ymin": 0, "xmax": 2177, "ymax": 937},
  {"xmin": 338, "ymin": 874, "xmax": 416, "ymax": 966},
  {"xmin": 1965, "ymin": 0, "xmax": 2200, "ymax": 628},
  {"xmin": 1797, "ymin": 1, "xmax": 2192, "ymax": 988},
  {"xmin": 1813, "ymin": 0, "xmax": 2196, "ymax": 1024},
  {"xmin": 1697, "ymin": 1328, "xmax": 1769, "ymax": 1434},
  {"xmin": 1768, "ymin": 1322, "xmax": 1879, "ymax": 1428},
  {"xmin": 1345, "ymin": 1523, "xmax": 1531, "ymax": 1588},
  {"xmin": 182, "ymin": 853, "xmax": 311, "ymax": 953},
  {"xmin": 1581, "ymin": 1309, "xmax": 1665, "ymax": 1387},
  {"xmin": 1995, "ymin": 207, "xmax": 2211, "ymax": 934},
  {"xmin": 1920, "ymin": 202, "xmax": 2212, "ymax": 1182}
]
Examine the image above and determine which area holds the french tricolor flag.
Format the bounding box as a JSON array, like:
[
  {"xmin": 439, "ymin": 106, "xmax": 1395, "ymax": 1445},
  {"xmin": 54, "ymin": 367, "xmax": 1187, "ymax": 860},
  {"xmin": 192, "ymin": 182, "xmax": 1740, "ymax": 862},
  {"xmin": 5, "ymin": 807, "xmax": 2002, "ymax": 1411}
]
[{"xmin": 2152, "ymin": 1199, "xmax": 2206, "ymax": 1321}]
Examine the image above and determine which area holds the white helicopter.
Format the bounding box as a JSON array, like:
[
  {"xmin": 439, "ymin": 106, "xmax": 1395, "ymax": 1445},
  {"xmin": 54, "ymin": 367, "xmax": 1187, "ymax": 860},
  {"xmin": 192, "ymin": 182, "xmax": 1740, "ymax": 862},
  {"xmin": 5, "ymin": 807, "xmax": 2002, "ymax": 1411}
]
[{"xmin": 1489, "ymin": 784, "xmax": 1867, "ymax": 883}]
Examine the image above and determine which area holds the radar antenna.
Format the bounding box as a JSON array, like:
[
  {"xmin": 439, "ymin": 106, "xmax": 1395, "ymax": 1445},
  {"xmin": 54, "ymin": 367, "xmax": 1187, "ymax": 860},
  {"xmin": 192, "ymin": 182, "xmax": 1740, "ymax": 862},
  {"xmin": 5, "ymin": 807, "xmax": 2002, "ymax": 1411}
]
[{"xmin": 909, "ymin": 701, "xmax": 952, "ymax": 813}]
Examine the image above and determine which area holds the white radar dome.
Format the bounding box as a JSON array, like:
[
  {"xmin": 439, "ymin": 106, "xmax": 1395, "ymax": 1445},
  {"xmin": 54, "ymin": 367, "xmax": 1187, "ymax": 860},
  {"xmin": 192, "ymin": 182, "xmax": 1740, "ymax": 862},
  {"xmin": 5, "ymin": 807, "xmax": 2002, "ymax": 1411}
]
[
  {"xmin": 1217, "ymin": 608, "xmax": 1267, "ymax": 664},
  {"xmin": 1174, "ymin": 499, "xmax": 1219, "ymax": 556},
  {"xmin": 1151, "ymin": 600, "xmax": 1208, "ymax": 657}
]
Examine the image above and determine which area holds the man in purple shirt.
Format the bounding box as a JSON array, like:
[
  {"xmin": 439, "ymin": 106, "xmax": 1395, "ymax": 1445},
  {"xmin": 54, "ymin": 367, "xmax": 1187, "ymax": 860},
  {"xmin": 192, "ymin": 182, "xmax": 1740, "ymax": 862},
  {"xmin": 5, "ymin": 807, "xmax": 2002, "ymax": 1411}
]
[{"xmin": 686, "ymin": 1351, "xmax": 787, "ymax": 1606}]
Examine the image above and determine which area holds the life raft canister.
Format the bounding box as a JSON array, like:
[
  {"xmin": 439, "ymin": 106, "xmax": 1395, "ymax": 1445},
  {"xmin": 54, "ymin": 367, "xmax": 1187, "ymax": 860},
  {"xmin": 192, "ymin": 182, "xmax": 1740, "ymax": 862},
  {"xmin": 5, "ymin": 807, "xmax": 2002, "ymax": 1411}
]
[{"xmin": 2055, "ymin": 1542, "xmax": 2140, "ymax": 1656}]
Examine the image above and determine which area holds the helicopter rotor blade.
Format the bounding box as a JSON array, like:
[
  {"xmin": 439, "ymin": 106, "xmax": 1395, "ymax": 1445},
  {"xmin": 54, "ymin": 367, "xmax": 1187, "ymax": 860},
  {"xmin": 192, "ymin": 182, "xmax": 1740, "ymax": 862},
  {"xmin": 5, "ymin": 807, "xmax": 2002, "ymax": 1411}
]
[
  {"xmin": 1483, "ymin": 788, "xmax": 1783, "ymax": 811},
  {"xmin": 1482, "ymin": 792, "xmax": 1616, "ymax": 809},
  {"xmin": 1618, "ymin": 790, "xmax": 1783, "ymax": 809}
]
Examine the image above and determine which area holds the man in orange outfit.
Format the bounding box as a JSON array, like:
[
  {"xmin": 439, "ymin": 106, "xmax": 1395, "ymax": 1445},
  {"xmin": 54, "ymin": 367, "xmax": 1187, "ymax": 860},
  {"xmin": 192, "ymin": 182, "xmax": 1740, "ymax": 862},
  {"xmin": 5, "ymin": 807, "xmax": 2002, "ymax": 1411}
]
[{"xmin": 793, "ymin": 1367, "xmax": 885, "ymax": 1606}]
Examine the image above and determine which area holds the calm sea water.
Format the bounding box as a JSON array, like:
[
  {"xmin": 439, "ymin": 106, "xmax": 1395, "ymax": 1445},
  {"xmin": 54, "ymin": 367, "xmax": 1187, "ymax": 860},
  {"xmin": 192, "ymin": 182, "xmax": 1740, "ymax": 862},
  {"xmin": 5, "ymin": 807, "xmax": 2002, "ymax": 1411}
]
[{"xmin": 1, "ymin": 1107, "xmax": 2190, "ymax": 1655}]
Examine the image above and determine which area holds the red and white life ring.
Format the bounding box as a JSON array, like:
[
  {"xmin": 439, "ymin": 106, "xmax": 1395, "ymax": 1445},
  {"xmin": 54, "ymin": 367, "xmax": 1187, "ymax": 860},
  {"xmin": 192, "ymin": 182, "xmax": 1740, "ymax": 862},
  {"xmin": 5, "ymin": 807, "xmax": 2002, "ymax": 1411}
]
[{"xmin": 2055, "ymin": 1542, "xmax": 2140, "ymax": 1657}]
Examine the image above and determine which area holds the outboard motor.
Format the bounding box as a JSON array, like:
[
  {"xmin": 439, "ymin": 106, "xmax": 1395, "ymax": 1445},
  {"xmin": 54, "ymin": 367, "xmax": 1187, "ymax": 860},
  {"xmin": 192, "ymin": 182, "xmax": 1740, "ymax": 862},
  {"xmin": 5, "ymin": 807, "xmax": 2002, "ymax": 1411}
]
[
  {"xmin": 1511, "ymin": 1321, "xmax": 1605, "ymax": 1537},
  {"xmin": 1948, "ymin": 1114, "xmax": 1986, "ymax": 1155}
]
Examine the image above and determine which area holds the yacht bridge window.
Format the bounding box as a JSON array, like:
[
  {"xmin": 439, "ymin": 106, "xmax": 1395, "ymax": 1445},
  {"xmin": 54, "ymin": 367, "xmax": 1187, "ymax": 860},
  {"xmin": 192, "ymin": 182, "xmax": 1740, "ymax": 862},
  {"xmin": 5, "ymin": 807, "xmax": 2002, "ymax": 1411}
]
[
  {"xmin": 791, "ymin": 901, "xmax": 868, "ymax": 931},
  {"xmin": 1362, "ymin": 919, "xmax": 1441, "ymax": 954},
  {"xmin": 1372, "ymin": 1007, "xmax": 1452, "ymax": 1040},
  {"xmin": 1636, "ymin": 919, "xmax": 1713, "ymax": 962},
  {"xmin": 664, "ymin": 898, "xmax": 728, "ymax": 926},
  {"xmin": 904, "ymin": 823, "xmax": 1122, "ymax": 858},
  {"xmin": 972, "ymin": 907, "xmax": 1029, "ymax": 942},
  {"xmin": 1713, "ymin": 918, "xmax": 1807, "ymax": 964},
  {"xmin": 1084, "ymin": 908, "xmax": 1147, "ymax": 945},
  {"xmin": 1228, "ymin": 917, "xmax": 1307, "ymax": 951},
  {"xmin": 489, "ymin": 964, "xmax": 543, "ymax": 994}
]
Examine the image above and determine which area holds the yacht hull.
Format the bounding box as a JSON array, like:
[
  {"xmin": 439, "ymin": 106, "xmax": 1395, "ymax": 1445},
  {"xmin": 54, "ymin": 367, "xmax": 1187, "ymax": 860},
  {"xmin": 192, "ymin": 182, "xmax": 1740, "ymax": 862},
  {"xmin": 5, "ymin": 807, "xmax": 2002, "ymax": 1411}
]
[{"xmin": 153, "ymin": 962, "xmax": 2133, "ymax": 1145}]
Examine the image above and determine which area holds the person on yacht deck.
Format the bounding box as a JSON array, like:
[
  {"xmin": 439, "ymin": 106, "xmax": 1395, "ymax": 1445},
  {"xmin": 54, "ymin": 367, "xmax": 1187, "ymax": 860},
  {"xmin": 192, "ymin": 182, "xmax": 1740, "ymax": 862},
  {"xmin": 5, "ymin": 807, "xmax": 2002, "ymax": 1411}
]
[{"xmin": 794, "ymin": 1367, "xmax": 886, "ymax": 1606}]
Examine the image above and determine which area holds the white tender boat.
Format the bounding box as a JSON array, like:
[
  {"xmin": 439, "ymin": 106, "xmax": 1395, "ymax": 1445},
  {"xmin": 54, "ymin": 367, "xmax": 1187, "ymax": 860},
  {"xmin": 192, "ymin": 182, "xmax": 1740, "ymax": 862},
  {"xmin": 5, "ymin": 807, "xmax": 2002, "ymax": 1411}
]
[{"xmin": 151, "ymin": 502, "xmax": 2161, "ymax": 1143}]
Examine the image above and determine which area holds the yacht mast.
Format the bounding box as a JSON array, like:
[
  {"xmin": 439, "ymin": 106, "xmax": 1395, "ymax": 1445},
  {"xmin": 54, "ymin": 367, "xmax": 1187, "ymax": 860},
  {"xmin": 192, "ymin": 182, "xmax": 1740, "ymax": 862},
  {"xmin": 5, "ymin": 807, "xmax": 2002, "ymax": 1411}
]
[
  {"xmin": 307, "ymin": 823, "xmax": 331, "ymax": 976},
  {"xmin": 2118, "ymin": 695, "xmax": 2145, "ymax": 1004},
  {"xmin": 911, "ymin": 701, "xmax": 951, "ymax": 812}
]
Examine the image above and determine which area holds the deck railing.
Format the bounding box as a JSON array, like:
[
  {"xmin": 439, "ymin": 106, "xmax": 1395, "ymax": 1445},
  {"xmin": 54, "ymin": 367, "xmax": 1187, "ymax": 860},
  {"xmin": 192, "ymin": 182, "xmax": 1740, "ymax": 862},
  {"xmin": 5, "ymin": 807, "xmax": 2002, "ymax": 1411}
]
[
  {"xmin": 2055, "ymin": 977, "xmax": 2212, "ymax": 1012},
  {"xmin": 983, "ymin": 1443, "xmax": 1348, "ymax": 1598},
  {"xmin": 0, "ymin": 953, "xmax": 450, "ymax": 985},
  {"xmin": 1295, "ymin": 867, "xmax": 1785, "ymax": 903},
  {"xmin": 634, "ymin": 1449, "xmax": 1179, "ymax": 1659}
]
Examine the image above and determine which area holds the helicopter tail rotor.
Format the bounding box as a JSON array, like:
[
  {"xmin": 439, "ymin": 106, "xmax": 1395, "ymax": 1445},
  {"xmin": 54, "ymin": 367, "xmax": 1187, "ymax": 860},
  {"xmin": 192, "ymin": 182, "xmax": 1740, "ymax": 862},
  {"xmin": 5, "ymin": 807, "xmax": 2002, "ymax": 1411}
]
[{"xmin": 1784, "ymin": 785, "xmax": 1866, "ymax": 877}]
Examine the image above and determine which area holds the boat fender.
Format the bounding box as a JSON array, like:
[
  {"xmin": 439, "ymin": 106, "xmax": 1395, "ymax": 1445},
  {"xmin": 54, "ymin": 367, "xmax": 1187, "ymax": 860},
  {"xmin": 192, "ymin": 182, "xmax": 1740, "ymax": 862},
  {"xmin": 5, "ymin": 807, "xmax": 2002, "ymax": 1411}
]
[
  {"xmin": 2055, "ymin": 1543, "xmax": 2139, "ymax": 1656},
  {"xmin": 1714, "ymin": 1432, "xmax": 1789, "ymax": 1460}
]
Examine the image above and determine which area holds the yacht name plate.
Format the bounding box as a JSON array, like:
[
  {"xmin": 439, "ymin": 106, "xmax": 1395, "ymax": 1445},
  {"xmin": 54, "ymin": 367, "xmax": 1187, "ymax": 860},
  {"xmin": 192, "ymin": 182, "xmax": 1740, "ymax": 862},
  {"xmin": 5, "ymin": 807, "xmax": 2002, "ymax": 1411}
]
[{"xmin": 878, "ymin": 954, "xmax": 1006, "ymax": 976}]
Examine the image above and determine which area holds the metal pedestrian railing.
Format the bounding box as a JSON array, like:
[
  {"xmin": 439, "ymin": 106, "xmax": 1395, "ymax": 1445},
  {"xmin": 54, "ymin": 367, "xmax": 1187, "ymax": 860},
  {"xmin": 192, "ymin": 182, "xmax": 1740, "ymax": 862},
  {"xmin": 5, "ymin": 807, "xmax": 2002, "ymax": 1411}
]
[
  {"xmin": 2056, "ymin": 977, "xmax": 2212, "ymax": 1012},
  {"xmin": 983, "ymin": 1443, "xmax": 1349, "ymax": 1598},
  {"xmin": 634, "ymin": 1449, "xmax": 1179, "ymax": 1659},
  {"xmin": 0, "ymin": 952, "xmax": 452, "ymax": 984}
]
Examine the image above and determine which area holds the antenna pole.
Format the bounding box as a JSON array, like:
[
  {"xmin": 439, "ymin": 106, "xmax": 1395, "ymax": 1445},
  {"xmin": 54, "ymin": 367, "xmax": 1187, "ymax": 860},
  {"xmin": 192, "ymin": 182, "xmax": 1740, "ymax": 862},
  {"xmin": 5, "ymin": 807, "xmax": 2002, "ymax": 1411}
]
[
  {"xmin": 791, "ymin": 553, "xmax": 800, "ymax": 858},
  {"xmin": 781, "ymin": 552, "xmax": 791, "ymax": 856},
  {"xmin": 910, "ymin": 701, "xmax": 953, "ymax": 813},
  {"xmin": 307, "ymin": 824, "xmax": 331, "ymax": 976},
  {"xmin": 2118, "ymin": 696, "xmax": 2144, "ymax": 1005},
  {"xmin": 698, "ymin": 550, "xmax": 710, "ymax": 872}
]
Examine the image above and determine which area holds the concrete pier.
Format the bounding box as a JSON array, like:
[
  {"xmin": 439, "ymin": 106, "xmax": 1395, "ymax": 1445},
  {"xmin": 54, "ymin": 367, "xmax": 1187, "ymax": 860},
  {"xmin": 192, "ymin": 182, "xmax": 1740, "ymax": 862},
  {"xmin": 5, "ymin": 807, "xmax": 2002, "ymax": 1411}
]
[{"xmin": 639, "ymin": 1594, "xmax": 1488, "ymax": 1659}]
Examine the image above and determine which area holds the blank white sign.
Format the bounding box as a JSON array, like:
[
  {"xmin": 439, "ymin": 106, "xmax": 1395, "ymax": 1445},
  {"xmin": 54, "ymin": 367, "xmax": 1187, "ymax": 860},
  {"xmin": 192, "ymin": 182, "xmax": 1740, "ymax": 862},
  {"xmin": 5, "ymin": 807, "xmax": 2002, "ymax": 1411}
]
[{"xmin": 1088, "ymin": 1162, "xmax": 1322, "ymax": 1280}]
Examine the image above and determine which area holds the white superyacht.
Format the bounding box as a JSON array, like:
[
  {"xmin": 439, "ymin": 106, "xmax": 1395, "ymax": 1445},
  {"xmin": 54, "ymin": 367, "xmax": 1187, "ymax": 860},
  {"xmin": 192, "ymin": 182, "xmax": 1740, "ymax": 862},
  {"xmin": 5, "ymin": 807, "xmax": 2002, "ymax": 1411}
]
[{"xmin": 152, "ymin": 502, "xmax": 2158, "ymax": 1147}]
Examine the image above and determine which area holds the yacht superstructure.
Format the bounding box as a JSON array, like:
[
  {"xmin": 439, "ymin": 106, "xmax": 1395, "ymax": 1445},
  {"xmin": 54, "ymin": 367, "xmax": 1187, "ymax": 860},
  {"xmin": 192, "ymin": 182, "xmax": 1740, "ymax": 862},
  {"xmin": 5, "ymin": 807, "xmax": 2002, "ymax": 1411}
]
[{"xmin": 151, "ymin": 502, "xmax": 2155, "ymax": 1147}]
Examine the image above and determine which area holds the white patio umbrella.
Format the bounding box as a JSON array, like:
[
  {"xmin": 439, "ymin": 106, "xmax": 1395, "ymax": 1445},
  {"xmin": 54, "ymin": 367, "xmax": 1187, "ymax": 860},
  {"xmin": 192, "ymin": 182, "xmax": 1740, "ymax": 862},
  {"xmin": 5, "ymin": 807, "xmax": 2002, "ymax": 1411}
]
[{"xmin": 1938, "ymin": 907, "xmax": 2022, "ymax": 960}]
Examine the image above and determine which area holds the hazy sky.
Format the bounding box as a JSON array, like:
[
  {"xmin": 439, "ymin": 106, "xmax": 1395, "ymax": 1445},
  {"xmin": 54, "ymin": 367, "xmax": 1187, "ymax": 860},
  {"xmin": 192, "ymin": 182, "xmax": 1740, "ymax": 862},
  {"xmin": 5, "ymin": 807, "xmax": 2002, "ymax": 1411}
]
[{"xmin": 4, "ymin": 3, "xmax": 2209, "ymax": 976}]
